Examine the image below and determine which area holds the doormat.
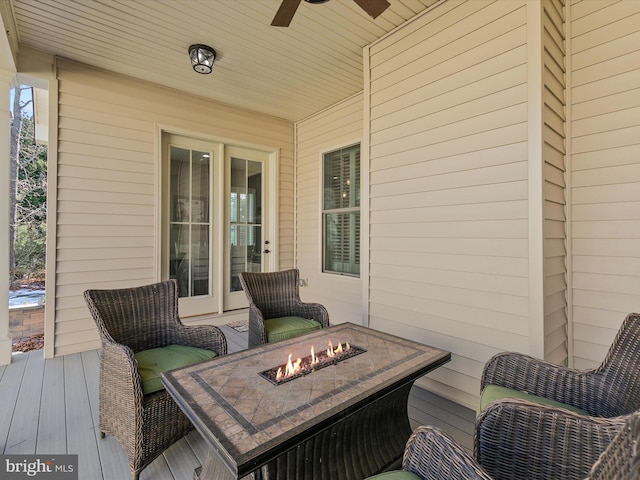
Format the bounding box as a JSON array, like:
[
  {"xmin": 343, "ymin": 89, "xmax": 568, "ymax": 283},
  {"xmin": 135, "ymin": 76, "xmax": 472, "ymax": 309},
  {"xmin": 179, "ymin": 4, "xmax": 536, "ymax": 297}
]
[{"xmin": 226, "ymin": 320, "xmax": 248, "ymax": 332}]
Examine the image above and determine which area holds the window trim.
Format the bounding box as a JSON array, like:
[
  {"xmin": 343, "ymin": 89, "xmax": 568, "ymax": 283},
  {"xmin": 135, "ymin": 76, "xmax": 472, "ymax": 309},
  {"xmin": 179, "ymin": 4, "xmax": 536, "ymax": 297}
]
[{"xmin": 321, "ymin": 143, "xmax": 361, "ymax": 277}]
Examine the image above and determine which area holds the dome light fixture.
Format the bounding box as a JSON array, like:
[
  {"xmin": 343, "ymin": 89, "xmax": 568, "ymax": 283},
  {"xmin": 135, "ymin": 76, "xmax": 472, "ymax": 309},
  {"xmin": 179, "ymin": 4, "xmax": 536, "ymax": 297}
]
[{"xmin": 188, "ymin": 44, "xmax": 216, "ymax": 74}]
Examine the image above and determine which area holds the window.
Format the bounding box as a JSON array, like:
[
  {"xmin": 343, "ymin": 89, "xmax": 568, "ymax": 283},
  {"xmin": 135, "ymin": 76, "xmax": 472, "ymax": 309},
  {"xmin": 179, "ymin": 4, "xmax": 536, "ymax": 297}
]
[{"xmin": 322, "ymin": 144, "xmax": 360, "ymax": 276}]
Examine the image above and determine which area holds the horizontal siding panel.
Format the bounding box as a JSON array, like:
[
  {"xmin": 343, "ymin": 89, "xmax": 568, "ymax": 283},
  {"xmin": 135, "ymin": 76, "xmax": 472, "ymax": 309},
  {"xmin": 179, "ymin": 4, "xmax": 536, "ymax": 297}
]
[
  {"xmin": 373, "ymin": 79, "xmax": 527, "ymax": 144},
  {"xmin": 370, "ymin": 180, "xmax": 527, "ymax": 210},
  {"xmin": 370, "ymin": 250, "xmax": 527, "ymax": 278},
  {"xmin": 573, "ymin": 220, "xmax": 640, "ymax": 238},
  {"xmin": 572, "ymin": 69, "xmax": 640, "ymax": 104},
  {"xmin": 372, "ymin": 104, "xmax": 528, "ymax": 159},
  {"xmin": 370, "ymin": 142, "xmax": 527, "ymax": 184},
  {"xmin": 573, "ymin": 288, "xmax": 640, "ymax": 313},
  {"xmin": 571, "ymin": 306, "xmax": 632, "ymax": 329},
  {"xmin": 370, "ymin": 200, "xmax": 527, "ymax": 223},
  {"xmin": 372, "ymin": 44, "xmax": 527, "ymax": 122},
  {"xmin": 369, "ymin": 304, "xmax": 528, "ymax": 352},
  {"xmin": 573, "ymin": 202, "xmax": 640, "ymax": 221},
  {"xmin": 573, "ymin": 163, "xmax": 640, "ymax": 187},
  {"xmin": 571, "ymin": 144, "xmax": 640, "ymax": 171},
  {"xmin": 370, "ymin": 263, "xmax": 527, "ymax": 297},
  {"xmin": 573, "ymin": 238, "xmax": 640, "ymax": 257},
  {"xmin": 371, "ymin": 236, "xmax": 527, "ymax": 257},
  {"xmin": 572, "ymin": 182, "xmax": 640, "ymax": 204},
  {"xmin": 371, "ymin": 1, "xmax": 525, "ymax": 88},
  {"xmin": 372, "ymin": 162, "xmax": 528, "ymax": 197},
  {"xmin": 573, "ymin": 272, "xmax": 640, "ymax": 296},
  {"xmin": 370, "ymin": 219, "xmax": 528, "ymax": 239},
  {"xmin": 56, "ymin": 247, "xmax": 152, "ymax": 261},
  {"xmin": 370, "ymin": 277, "xmax": 528, "ymax": 318},
  {"xmin": 572, "ymin": 89, "xmax": 640, "ymax": 121},
  {"xmin": 572, "ymin": 104, "xmax": 640, "ymax": 137},
  {"xmin": 573, "ymin": 255, "xmax": 640, "ymax": 276},
  {"xmin": 572, "ymin": 125, "xmax": 640, "ymax": 155},
  {"xmin": 371, "ymin": 124, "xmax": 527, "ymax": 170}
]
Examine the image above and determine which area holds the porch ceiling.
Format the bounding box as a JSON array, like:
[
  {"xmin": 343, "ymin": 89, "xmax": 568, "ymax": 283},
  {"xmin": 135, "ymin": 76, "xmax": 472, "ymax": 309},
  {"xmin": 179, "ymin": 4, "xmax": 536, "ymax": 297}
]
[{"xmin": 4, "ymin": 0, "xmax": 438, "ymax": 122}]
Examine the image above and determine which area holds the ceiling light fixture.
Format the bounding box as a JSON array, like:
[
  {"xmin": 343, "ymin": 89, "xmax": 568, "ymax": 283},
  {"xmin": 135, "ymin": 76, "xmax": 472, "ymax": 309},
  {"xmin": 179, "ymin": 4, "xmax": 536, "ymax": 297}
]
[{"xmin": 188, "ymin": 44, "xmax": 216, "ymax": 74}]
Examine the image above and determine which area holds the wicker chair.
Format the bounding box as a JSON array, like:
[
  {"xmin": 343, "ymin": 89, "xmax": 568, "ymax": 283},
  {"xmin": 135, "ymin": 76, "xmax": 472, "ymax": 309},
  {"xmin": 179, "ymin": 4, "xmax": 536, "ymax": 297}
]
[
  {"xmin": 365, "ymin": 405, "xmax": 640, "ymax": 480},
  {"xmin": 239, "ymin": 268, "xmax": 329, "ymax": 347},
  {"xmin": 481, "ymin": 313, "xmax": 640, "ymax": 418},
  {"xmin": 84, "ymin": 280, "xmax": 227, "ymax": 480},
  {"xmin": 475, "ymin": 312, "xmax": 640, "ymax": 480}
]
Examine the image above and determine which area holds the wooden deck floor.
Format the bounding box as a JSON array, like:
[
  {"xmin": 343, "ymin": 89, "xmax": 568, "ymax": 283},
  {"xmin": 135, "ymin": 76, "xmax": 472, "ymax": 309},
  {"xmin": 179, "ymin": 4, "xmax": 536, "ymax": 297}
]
[{"xmin": 0, "ymin": 325, "xmax": 474, "ymax": 480}]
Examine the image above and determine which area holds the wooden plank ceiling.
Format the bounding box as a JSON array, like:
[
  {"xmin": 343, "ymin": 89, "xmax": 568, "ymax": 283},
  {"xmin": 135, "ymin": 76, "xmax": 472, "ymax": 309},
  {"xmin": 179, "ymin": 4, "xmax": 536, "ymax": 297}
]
[{"xmin": 6, "ymin": 0, "xmax": 439, "ymax": 122}]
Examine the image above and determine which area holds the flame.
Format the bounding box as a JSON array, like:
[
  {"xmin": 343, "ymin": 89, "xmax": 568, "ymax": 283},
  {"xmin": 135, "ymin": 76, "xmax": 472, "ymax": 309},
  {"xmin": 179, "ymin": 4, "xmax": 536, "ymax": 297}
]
[{"xmin": 274, "ymin": 340, "xmax": 353, "ymax": 381}]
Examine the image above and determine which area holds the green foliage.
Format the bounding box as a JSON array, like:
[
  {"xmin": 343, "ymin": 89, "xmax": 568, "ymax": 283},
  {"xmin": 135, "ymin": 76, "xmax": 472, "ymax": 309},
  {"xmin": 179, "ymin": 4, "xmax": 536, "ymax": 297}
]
[
  {"xmin": 13, "ymin": 224, "xmax": 46, "ymax": 279},
  {"xmin": 11, "ymin": 95, "xmax": 48, "ymax": 283}
]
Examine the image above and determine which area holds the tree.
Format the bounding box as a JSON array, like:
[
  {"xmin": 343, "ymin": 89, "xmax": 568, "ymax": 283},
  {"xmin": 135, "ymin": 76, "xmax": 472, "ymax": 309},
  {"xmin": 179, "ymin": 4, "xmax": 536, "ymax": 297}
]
[{"xmin": 9, "ymin": 86, "xmax": 47, "ymax": 284}]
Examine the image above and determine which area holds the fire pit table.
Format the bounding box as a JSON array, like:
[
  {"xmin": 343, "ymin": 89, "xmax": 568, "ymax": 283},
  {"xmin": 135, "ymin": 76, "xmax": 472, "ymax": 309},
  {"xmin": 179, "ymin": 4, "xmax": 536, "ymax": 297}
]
[{"xmin": 161, "ymin": 322, "xmax": 450, "ymax": 480}]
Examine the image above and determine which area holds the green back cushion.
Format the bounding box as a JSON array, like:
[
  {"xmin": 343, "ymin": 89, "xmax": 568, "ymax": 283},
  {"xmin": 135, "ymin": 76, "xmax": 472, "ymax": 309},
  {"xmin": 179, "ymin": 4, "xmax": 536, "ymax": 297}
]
[
  {"xmin": 135, "ymin": 344, "xmax": 217, "ymax": 395},
  {"xmin": 479, "ymin": 384, "xmax": 589, "ymax": 416},
  {"xmin": 365, "ymin": 471, "xmax": 422, "ymax": 480},
  {"xmin": 264, "ymin": 316, "xmax": 322, "ymax": 343}
]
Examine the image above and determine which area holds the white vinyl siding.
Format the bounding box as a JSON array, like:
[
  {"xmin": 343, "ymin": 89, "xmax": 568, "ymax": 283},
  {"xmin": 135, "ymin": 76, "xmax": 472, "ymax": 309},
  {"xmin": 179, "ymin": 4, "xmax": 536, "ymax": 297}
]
[
  {"xmin": 296, "ymin": 94, "xmax": 364, "ymax": 325},
  {"xmin": 54, "ymin": 59, "xmax": 294, "ymax": 356},
  {"xmin": 367, "ymin": 0, "xmax": 530, "ymax": 409},
  {"xmin": 569, "ymin": 0, "xmax": 640, "ymax": 368},
  {"xmin": 542, "ymin": 0, "xmax": 568, "ymax": 365}
]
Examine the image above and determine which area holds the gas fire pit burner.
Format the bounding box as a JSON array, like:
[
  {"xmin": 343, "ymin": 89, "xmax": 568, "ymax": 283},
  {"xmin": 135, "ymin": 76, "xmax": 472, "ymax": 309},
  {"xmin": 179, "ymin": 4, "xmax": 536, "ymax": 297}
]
[{"xmin": 259, "ymin": 342, "xmax": 367, "ymax": 385}]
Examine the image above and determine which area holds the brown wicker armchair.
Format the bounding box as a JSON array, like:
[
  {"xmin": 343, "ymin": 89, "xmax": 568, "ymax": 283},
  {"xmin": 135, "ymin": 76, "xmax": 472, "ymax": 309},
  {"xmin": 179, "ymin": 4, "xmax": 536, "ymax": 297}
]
[
  {"xmin": 84, "ymin": 280, "xmax": 227, "ymax": 480},
  {"xmin": 239, "ymin": 268, "xmax": 329, "ymax": 347},
  {"xmin": 365, "ymin": 405, "xmax": 640, "ymax": 480},
  {"xmin": 481, "ymin": 313, "xmax": 640, "ymax": 417},
  {"xmin": 476, "ymin": 312, "xmax": 640, "ymax": 480}
]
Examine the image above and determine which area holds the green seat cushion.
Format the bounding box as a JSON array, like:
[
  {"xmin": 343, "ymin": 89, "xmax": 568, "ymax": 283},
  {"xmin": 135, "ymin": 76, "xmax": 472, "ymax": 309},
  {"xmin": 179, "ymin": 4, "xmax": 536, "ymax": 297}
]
[
  {"xmin": 264, "ymin": 316, "xmax": 322, "ymax": 343},
  {"xmin": 365, "ymin": 471, "xmax": 422, "ymax": 480},
  {"xmin": 135, "ymin": 344, "xmax": 218, "ymax": 395},
  {"xmin": 479, "ymin": 384, "xmax": 589, "ymax": 416}
]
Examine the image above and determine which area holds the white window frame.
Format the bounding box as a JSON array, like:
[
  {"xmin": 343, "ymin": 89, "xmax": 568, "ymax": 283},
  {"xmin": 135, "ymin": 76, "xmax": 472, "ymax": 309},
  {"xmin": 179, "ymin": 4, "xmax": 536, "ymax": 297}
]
[{"xmin": 321, "ymin": 143, "xmax": 361, "ymax": 277}]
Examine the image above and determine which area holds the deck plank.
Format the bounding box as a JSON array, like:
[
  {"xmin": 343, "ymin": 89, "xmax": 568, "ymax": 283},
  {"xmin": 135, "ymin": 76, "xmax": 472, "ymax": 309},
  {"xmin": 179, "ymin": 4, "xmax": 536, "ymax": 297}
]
[
  {"xmin": 4, "ymin": 350, "xmax": 45, "ymax": 454},
  {"xmin": 163, "ymin": 437, "xmax": 202, "ymax": 479},
  {"xmin": 64, "ymin": 353, "xmax": 103, "ymax": 479},
  {"xmin": 36, "ymin": 355, "xmax": 66, "ymax": 454},
  {"xmin": 140, "ymin": 454, "xmax": 175, "ymax": 480},
  {"xmin": 82, "ymin": 349, "xmax": 131, "ymax": 480},
  {"xmin": 0, "ymin": 352, "xmax": 29, "ymax": 451}
]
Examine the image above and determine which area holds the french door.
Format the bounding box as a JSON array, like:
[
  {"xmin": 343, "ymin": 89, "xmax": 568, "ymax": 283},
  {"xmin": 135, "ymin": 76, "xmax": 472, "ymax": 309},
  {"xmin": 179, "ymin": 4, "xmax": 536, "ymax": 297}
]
[{"xmin": 161, "ymin": 134, "xmax": 273, "ymax": 317}]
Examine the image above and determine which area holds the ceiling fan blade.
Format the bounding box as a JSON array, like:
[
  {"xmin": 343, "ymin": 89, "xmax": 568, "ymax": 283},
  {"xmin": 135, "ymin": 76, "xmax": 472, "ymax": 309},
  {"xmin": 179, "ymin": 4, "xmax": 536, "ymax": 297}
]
[
  {"xmin": 271, "ymin": 0, "xmax": 302, "ymax": 27},
  {"xmin": 352, "ymin": 0, "xmax": 390, "ymax": 19}
]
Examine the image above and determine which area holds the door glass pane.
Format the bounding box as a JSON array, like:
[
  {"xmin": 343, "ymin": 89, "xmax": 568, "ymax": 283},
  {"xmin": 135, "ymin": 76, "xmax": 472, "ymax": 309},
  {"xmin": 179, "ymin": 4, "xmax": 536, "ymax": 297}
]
[
  {"xmin": 229, "ymin": 157, "xmax": 262, "ymax": 292},
  {"xmin": 169, "ymin": 146, "xmax": 211, "ymax": 297}
]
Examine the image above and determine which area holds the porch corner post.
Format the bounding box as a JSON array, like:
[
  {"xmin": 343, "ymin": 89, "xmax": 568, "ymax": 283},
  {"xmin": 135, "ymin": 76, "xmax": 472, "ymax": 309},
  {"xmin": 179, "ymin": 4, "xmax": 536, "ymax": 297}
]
[{"xmin": 0, "ymin": 70, "xmax": 15, "ymax": 365}]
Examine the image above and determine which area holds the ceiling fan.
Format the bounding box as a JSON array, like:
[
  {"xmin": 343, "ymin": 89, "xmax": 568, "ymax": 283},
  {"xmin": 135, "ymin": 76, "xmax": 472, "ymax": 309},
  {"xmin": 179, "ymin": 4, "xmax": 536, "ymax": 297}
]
[{"xmin": 271, "ymin": 0, "xmax": 391, "ymax": 27}]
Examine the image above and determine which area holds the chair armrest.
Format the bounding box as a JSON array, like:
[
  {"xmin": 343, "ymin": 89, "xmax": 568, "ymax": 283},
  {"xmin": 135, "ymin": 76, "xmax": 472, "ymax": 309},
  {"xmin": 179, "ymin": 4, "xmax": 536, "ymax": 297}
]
[
  {"xmin": 475, "ymin": 399, "xmax": 626, "ymax": 480},
  {"xmin": 248, "ymin": 304, "xmax": 268, "ymax": 348},
  {"xmin": 291, "ymin": 301, "xmax": 330, "ymax": 328},
  {"xmin": 402, "ymin": 425, "xmax": 493, "ymax": 480},
  {"xmin": 100, "ymin": 340, "xmax": 144, "ymax": 419},
  {"xmin": 480, "ymin": 352, "xmax": 600, "ymax": 410},
  {"xmin": 173, "ymin": 324, "xmax": 228, "ymax": 356}
]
